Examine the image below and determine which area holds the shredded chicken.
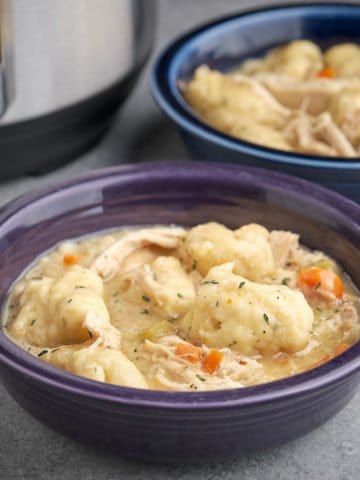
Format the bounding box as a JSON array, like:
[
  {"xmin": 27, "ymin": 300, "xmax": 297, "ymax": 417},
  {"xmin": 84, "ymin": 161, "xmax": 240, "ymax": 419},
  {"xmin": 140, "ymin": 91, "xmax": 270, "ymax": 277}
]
[
  {"xmin": 91, "ymin": 227, "xmax": 186, "ymax": 281},
  {"xmin": 313, "ymin": 112, "xmax": 357, "ymax": 157},
  {"xmin": 133, "ymin": 335, "xmax": 263, "ymax": 391},
  {"xmin": 184, "ymin": 40, "xmax": 360, "ymax": 157}
]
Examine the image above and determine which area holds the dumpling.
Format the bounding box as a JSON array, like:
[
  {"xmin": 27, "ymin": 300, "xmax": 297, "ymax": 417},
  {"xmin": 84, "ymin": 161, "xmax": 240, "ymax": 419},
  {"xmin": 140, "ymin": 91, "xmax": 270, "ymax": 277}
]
[
  {"xmin": 324, "ymin": 43, "xmax": 360, "ymax": 78},
  {"xmin": 91, "ymin": 227, "xmax": 186, "ymax": 282},
  {"xmin": 186, "ymin": 263, "xmax": 314, "ymax": 355},
  {"xmin": 41, "ymin": 341, "xmax": 148, "ymax": 389},
  {"xmin": 254, "ymin": 40, "xmax": 323, "ymax": 80},
  {"xmin": 181, "ymin": 222, "xmax": 275, "ymax": 281},
  {"xmin": 119, "ymin": 256, "xmax": 195, "ymax": 320},
  {"xmin": 184, "ymin": 66, "xmax": 288, "ymax": 128},
  {"xmin": 330, "ymin": 87, "xmax": 360, "ymax": 148},
  {"xmin": 8, "ymin": 266, "xmax": 120, "ymax": 348}
]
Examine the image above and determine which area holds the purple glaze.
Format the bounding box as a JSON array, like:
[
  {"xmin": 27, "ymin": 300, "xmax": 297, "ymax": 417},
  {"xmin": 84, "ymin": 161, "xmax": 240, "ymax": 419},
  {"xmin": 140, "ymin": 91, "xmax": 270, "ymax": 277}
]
[{"xmin": 0, "ymin": 162, "xmax": 359, "ymax": 462}]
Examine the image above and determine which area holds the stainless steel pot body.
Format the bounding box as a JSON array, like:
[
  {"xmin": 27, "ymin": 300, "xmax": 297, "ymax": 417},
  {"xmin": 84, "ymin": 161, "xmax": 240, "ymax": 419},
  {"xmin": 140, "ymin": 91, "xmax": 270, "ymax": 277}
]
[
  {"xmin": 0, "ymin": 0, "xmax": 156, "ymax": 177},
  {"xmin": 0, "ymin": 0, "xmax": 155, "ymax": 123}
]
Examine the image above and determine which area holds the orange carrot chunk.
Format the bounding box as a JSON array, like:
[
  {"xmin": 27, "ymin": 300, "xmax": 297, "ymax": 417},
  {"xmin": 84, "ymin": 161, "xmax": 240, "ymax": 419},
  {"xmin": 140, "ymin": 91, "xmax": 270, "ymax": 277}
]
[
  {"xmin": 203, "ymin": 349, "xmax": 223, "ymax": 374},
  {"xmin": 317, "ymin": 67, "xmax": 335, "ymax": 78},
  {"xmin": 334, "ymin": 343, "xmax": 348, "ymax": 356},
  {"xmin": 175, "ymin": 343, "xmax": 202, "ymax": 364},
  {"xmin": 63, "ymin": 253, "xmax": 79, "ymax": 266},
  {"xmin": 297, "ymin": 267, "xmax": 344, "ymax": 299}
]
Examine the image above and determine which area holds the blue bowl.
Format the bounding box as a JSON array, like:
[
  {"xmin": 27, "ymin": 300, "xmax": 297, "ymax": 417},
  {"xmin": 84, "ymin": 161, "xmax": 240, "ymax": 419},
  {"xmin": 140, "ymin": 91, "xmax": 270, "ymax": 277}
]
[{"xmin": 151, "ymin": 3, "xmax": 360, "ymax": 202}]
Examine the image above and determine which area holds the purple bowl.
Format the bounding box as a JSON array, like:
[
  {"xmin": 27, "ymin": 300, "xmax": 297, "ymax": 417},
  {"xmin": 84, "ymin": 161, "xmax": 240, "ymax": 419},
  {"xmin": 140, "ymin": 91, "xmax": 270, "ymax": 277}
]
[{"xmin": 0, "ymin": 161, "xmax": 359, "ymax": 462}]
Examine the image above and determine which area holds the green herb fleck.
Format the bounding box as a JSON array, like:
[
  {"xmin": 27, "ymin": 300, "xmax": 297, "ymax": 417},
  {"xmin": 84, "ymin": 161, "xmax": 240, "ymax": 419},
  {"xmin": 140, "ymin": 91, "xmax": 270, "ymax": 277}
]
[
  {"xmin": 140, "ymin": 309, "xmax": 149, "ymax": 315},
  {"xmin": 238, "ymin": 281, "xmax": 246, "ymax": 289},
  {"xmin": 190, "ymin": 383, "xmax": 198, "ymax": 390},
  {"xmin": 75, "ymin": 285, "xmax": 85, "ymax": 289},
  {"xmin": 216, "ymin": 300, "xmax": 219, "ymax": 307},
  {"xmin": 196, "ymin": 374, "xmax": 206, "ymax": 382},
  {"xmin": 177, "ymin": 292, "xmax": 184, "ymax": 299},
  {"xmin": 38, "ymin": 349, "xmax": 48, "ymax": 357},
  {"xmin": 228, "ymin": 340, "xmax": 238, "ymax": 347},
  {"xmin": 142, "ymin": 295, "xmax": 151, "ymax": 303},
  {"xmin": 30, "ymin": 319, "xmax": 36, "ymax": 326},
  {"xmin": 315, "ymin": 307, "xmax": 323, "ymax": 312},
  {"xmin": 263, "ymin": 313, "xmax": 270, "ymax": 325},
  {"xmin": 281, "ymin": 278, "xmax": 290, "ymax": 286},
  {"xmin": 67, "ymin": 298, "xmax": 72, "ymax": 304},
  {"xmin": 51, "ymin": 348, "xmax": 60, "ymax": 353},
  {"xmin": 201, "ymin": 280, "xmax": 219, "ymax": 286},
  {"xmin": 31, "ymin": 275, "xmax": 44, "ymax": 281},
  {"xmin": 314, "ymin": 282, "xmax": 321, "ymax": 290}
]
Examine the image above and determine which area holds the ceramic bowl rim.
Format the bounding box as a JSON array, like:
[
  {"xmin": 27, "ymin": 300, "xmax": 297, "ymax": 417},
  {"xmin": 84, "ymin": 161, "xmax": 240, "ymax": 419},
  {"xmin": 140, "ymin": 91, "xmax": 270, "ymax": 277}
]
[
  {"xmin": 0, "ymin": 161, "xmax": 359, "ymax": 410},
  {"xmin": 151, "ymin": 2, "xmax": 360, "ymax": 170}
]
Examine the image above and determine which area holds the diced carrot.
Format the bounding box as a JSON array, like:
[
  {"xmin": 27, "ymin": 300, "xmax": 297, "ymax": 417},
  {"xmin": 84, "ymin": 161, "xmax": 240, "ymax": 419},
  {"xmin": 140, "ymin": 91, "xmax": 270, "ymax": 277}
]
[
  {"xmin": 175, "ymin": 343, "xmax": 202, "ymax": 364},
  {"xmin": 297, "ymin": 267, "xmax": 344, "ymax": 299},
  {"xmin": 63, "ymin": 253, "xmax": 79, "ymax": 266},
  {"xmin": 307, "ymin": 354, "xmax": 332, "ymax": 370},
  {"xmin": 317, "ymin": 67, "xmax": 335, "ymax": 78},
  {"xmin": 335, "ymin": 343, "xmax": 348, "ymax": 356},
  {"xmin": 202, "ymin": 349, "xmax": 223, "ymax": 374}
]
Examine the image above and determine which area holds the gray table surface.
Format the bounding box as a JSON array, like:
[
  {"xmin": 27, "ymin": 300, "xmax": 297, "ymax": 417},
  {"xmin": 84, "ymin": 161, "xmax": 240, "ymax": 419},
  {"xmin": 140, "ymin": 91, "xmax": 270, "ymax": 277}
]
[{"xmin": 1, "ymin": 1, "xmax": 359, "ymax": 478}]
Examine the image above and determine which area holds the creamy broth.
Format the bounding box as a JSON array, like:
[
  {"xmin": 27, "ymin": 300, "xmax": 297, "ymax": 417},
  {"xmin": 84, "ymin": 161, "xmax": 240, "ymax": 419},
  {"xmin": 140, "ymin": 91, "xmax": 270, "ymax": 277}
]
[{"xmin": 3, "ymin": 223, "xmax": 360, "ymax": 391}]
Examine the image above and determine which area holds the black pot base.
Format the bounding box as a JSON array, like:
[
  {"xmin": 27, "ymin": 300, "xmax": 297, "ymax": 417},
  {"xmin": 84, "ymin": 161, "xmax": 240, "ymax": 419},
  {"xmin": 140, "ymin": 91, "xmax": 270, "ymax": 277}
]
[{"xmin": 0, "ymin": 68, "xmax": 141, "ymax": 180}]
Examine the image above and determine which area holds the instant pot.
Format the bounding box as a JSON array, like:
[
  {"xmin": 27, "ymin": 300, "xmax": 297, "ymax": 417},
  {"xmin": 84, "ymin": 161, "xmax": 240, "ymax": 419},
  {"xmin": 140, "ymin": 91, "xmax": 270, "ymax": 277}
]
[{"xmin": 0, "ymin": 0, "xmax": 156, "ymax": 178}]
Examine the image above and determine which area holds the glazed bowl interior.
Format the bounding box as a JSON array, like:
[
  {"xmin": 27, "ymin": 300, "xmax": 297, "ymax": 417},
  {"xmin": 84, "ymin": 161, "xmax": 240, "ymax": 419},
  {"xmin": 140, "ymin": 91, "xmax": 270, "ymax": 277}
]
[
  {"xmin": 152, "ymin": 2, "xmax": 360, "ymax": 167},
  {"xmin": 0, "ymin": 162, "xmax": 359, "ymax": 408}
]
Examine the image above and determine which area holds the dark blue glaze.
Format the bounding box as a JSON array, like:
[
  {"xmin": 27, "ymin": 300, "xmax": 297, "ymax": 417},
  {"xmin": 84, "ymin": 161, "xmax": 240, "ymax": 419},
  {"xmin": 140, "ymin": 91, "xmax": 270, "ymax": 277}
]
[
  {"xmin": 151, "ymin": 3, "xmax": 360, "ymax": 202},
  {"xmin": 0, "ymin": 162, "xmax": 359, "ymax": 462}
]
